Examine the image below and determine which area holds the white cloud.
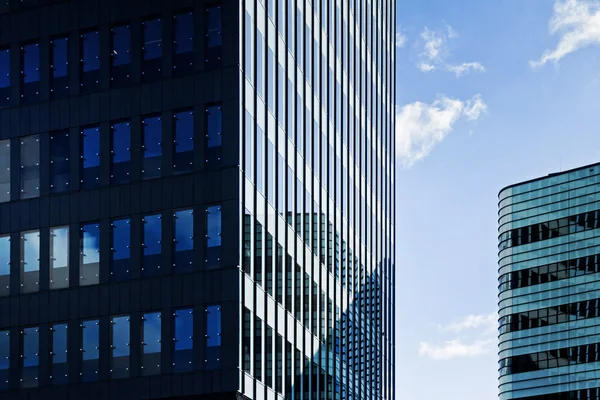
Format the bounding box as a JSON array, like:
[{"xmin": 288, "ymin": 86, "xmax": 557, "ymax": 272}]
[
  {"xmin": 421, "ymin": 27, "xmax": 446, "ymax": 61},
  {"xmin": 531, "ymin": 0, "xmax": 600, "ymax": 68},
  {"xmin": 417, "ymin": 62, "xmax": 436, "ymax": 72},
  {"xmin": 419, "ymin": 339, "xmax": 496, "ymax": 360},
  {"xmin": 396, "ymin": 30, "xmax": 408, "ymax": 48},
  {"xmin": 439, "ymin": 312, "xmax": 498, "ymax": 333},
  {"xmin": 396, "ymin": 94, "xmax": 487, "ymax": 168},
  {"xmin": 447, "ymin": 62, "xmax": 486, "ymax": 78}
]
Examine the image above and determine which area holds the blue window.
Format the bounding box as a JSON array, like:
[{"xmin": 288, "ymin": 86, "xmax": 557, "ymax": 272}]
[
  {"xmin": 80, "ymin": 320, "xmax": 99, "ymax": 382},
  {"xmin": 81, "ymin": 126, "xmax": 100, "ymax": 189},
  {"xmin": 173, "ymin": 209, "xmax": 193, "ymax": 273},
  {"xmin": 142, "ymin": 312, "xmax": 161, "ymax": 375},
  {"xmin": 142, "ymin": 116, "xmax": 162, "ymax": 179},
  {"xmin": 244, "ymin": 12, "xmax": 253, "ymax": 81},
  {"xmin": 110, "ymin": 315, "xmax": 130, "ymax": 379},
  {"xmin": 21, "ymin": 230, "xmax": 39, "ymax": 293},
  {"xmin": 21, "ymin": 327, "xmax": 39, "ymax": 388},
  {"xmin": 205, "ymin": 305, "xmax": 221, "ymax": 369},
  {"xmin": 20, "ymin": 134, "xmax": 39, "ymax": 199},
  {"xmin": 0, "ymin": 49, "xmax": 9, "ymax": 107},
  {"xmin": 80, "ymin": 222, "xmax": 100, "ymax": 286},
  {"xmin": 111, "ymin": 219, "xmax": 130, "ymax": 281},
  {"xmin": 142, "ymin": 214, "xmax": 161, "ymax": 277},
  {"xmin": 50, "ymin": 131, "xmax": 69, "ymax": 193},
  {"xmin": 80, "ymin": 30, "xmax": 100, "ymax": 92},
  {"xmin": 50, "ymin": 37, "xmax": 69, "ymax": 98},
  {"xmin": 50, "ymin": 324, "xmax": 68, "ymax": 385},
  {"xmin": 0, "ymin": 331, "xmax": 8, "ymax": 391},
  {"xmin": 256, "ymin": 125, "xmax": 264, "ymax": 192},
  {"xmin": 173, "ymin": 110, "xmax": 193, "ymax": 174},
  {"xmin": 205, "ymin": 5, "xmax": 222, "ymax": 69},
  {"xmin": 173, "ymin": 12, "xmax": 194, "ymax": 75},
  {"xmin": 267, "ymin": 139, "xmax": 275, "ymax": 205},
  {"xmin": 267, "ymin": 48, "xmax": 275, "ymax": 112},
  {"xmin": 111, "ymin": 24, "xmax": 131, "ymax": 87},
  {"xmin": 205, "ymin": 105, "xmax": 221, "ymax": 168},
  {"xmin": 0, "ymin": 140, "xmax": 10, "ymax": 202},
  {"xmin": 22, "ymin": 43, "xmax": 40, "ymax": 103},
  {"xmin": 50, "ymin": 227, "xmax": 69, "ymax": 290},
  {"xmin": 0, "ymin": 235, "xmax": 9, "ymax": 297},
  {"xmin": 256, "ymin": 30, "xmax": 264, "ymax": 98},
  {"xmin": 206, "ymin": 205, "xmax": 221, "ymax": 268},
  {"xmin": 110, "ymin": 121, "xmax": 130, "ymax": 184},
  {"xmin": 173, "ymin": 308, "xmax": 193, "ymax": 372},
  {"xmin": 142, "ymin": 18, "xmax": 162, "ymax": 82}
]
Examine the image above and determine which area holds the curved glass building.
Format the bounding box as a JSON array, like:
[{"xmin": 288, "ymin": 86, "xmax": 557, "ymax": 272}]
[{"xmin": 498, "ymin": 163, "xmax": 600, "ymax": 400}]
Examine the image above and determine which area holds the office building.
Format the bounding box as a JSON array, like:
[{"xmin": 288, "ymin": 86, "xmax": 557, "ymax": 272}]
[
  {"xmin": 498, "ymin": 163, "xmax": 600, "ymax": 399},
  {"xmin": 0, "ymin": 0, "xmax": 395, "ymax": 398}
]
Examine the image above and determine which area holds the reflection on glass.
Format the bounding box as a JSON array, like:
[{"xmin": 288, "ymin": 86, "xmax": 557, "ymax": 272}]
[
  {"xmin": 206, "ymin": 205, "xmax": 221, "ymax": 268},
  {"xmin": 80, "ymin": 223, "xmax": 100, "ymax": 286},
  {"xmin": 81, "ymin": 126, "xmax": 100, "ymax": 189},
  {"xmin": 50, "ymin": 131, "xmax": 69, "ymax": 193},
  {"xmin": 21, "ymin": 327, "xmax": 39, "ymax": 388},
  {"xmin": 20, "ymin": 135, "xmax": 39, "ymax": 199},
  {"xmin": 111, "ymin": 25, "xmax": 131, "ymax": 87},
  {"xmin": 173, "ymin": 12, "xmax": 194, "ymax": 75},
  {"xmin": 142, "ymin": 214, "xmax": 161, "ymax": 277},
  {"xmin": 0, "ymin": 140, "xmax": 9, "ymax": 202},
  {"xmin": 50, "ymin": 323, "xmax": 68, "ymax": 384},
  {"xmin": 173, "ymin": 111, "xmax": 193, "ymax": 174},
  {"xmin": 81, "ymin": 31, "xmax": 100, "ymax": 92},
  {"xmin": 173, "ymin": 209, "xmax": 193, "ymax": 272},
  {"xmin": 80, "ymin": 320, "xmax": 99, "ymax": 382},
  {"xmin": 20, "ymin": 230, "xmax": 39, "ymax": 293},
  {"xmin": 22, "ymin": 43, "xmax": 40, "ymax": 103},
  {"xmin": 142, "ymin": 19, "xmax": 162, "ymax": 81},
  {"xmin": 50, "ymin": 226, "xmax": 69, "ymax": 289},
  {"xmin": 50, "ymin": 37, "xmax": 69, "ymax": 98},
  {"xmin": 173, "ymin": 308, "xmax": 193, "ymax": 372},
  {"xmin": 205, "ymin": 5, "xmax": 222, "ymax": 68},
  {"xmin": 111, "ymin": 121, "xmax": 131, "ymax": 184},
  {"xmin": 142, "ymin": 116, "xmax": 162, "ymax": 179},
  {"xmin": 0, "ymin": 331, "xmax": 7, "ymax": 390},
  {"xmin": 142, "ymin": 312, "xmax": 161, "ymax": 375},
  {"xmin": 110, "ymin": 315, "xmax": 130, "ymax": 379},
  {"xmin": 0, "ymin": 235, "xmax": 8, "ymax": 296},
  {"xmin": 111, "ymin": 218, "xmax": 130, "ymax": 281},
  {"xmin": 205, "ymin": 305, "xmax": 221, "ymax": 369},
  {"xmin": 0, "ymin": 49, "xmax": 10, "ymax": 107},
  {"xmin": 205, "ymin": 105, "xmax": 221, "ymax": 168}
]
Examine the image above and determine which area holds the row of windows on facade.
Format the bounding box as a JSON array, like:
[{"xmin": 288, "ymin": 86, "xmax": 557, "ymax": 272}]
[
  {"xmin": 0, "ymin": 205, "xmax": 221, "ymax": 295},
  {"xmin": 0, "ymin": 107, "xmax": 222, "ymax": 202},
  {"xmin": 518, "ymin": 388, "xmax": 600, "ymax": 400},
  {"xmin": 0, "ymin": 307, "xmax": 221, "ymax": 390},
  {"xmin": 0, "ymin": 8, "xmax": 223, "ymax": 107}
]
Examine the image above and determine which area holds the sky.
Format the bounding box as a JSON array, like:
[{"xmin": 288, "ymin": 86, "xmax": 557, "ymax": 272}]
[{"xmin": 394, "ymin": 0, "xmax": 600, "ymax": 399}]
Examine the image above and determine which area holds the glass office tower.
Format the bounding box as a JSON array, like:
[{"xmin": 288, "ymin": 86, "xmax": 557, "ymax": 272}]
[
  {"xmin": 498, "ymin": 163, "xmax": 600, "ymax": 400},
  {"xmin": 0, "ymin": 0, "xmax": 395, "ymax": 399}
]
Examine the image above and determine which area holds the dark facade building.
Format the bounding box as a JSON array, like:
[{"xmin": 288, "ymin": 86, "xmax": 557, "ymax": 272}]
[
  {"xmin": 498, "ymin": 163, "xmax": 600, "ymax": 399},
  {"xmin": 0, "ymin": 0, "xmax": 395, "ymax": 399}
]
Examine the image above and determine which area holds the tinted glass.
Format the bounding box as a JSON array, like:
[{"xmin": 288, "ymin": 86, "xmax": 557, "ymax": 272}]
[
  {"xmin": 81, "ymin": 31, "xmax": 100, "ymax": 92},
  {"xmin": 111, "ymin": 25, "xmax": 131, "ymax": 86},
  {"xmin": 0, "ymin": 140, "xmax": 9, "ymax": 202},
  {"xmin": 50, "ymin": 37, "xmax": 69, "ymax": 98},
  {"xmin": 0, "ymin": 331, "xmax": 7, "ymax": 390},
  {"xmin": 205, "ymin": 105, "xmax": 221, "ymax": 168},
  {"xmin": 111, "ymin": 316, "xmax": 130, "ymax": 378},
  {"xmin": 50, "ymin": 131, "xmax": 69, "ymax": 193},
  {"xmin": 173, "ymin": 12, "xmax": 194, "ymax": 75},
  {"xmin": 173, "ymin": 209, "xmax": 193, "ymax": 272},
  {"xmin": 111, "ymin": 121, "xmax": 130, "ymax": 184},
  {"xmin": 142, "ymin": 116, "xmax": 162, "ymax": 179},
  {"xmin": 111, "ymin": 218, "xmax": 130, "ymax": 281},
  {"xmin": 173, "ymin": 110, "xmax": 193, "ymax": 174},
  {"xmin": 173, "ymin": 308, "xmax": 193, "ymax": 372},
  {"xmin": 205, "ymin": 305, "xmax": 221, "ymax": 369},
  {"xmin": 205, "ymin": 5, "xmax": 222, "ymax": 68},
  {"xmin": 21, "ymin": 230, "xmax": 39, "ymax": 293},
  {"xmin": 81, "ymin": 126, "xmax": 100, "ymax": 189},
  {"xmin": 206, "ymin": 205, "xmax": 221, "ymax": 268},
  {"xmin": 80, "ymin": 320, "xmax": 99, "ymax": 382},
  {"xmin": 80, "ymin": 223, "xmax": 100, "ymax": 286},
  {"xmin": 142, "ymin": 214, "xmax": 161, "ymax": 276},
  {"xmin": 0, "ymin": 49, "xmax": 9, "ymax": 107},
  {"xmin": 51, "ymin": 324, "xmax": 68, "ymax": 384},
  {"xmin": 142, "ymin": 19, "xmax": 162, "ymax": 81},
  {"xmin": 0, "ymin": 235, "xmax": 9, "ymax": 296},
  {"xmin": 20, "ymin": 135, "xmax": 39, "ymax": 199},
  {"xmin": 142, "ymin": 312, "xmax": 161, "ymax": 375},
  {"xmin": 50, "ymin": 227, "xmax": 69, "ymax": 289},
  {"xmin": 21, "ymin": 327, "xmax": 39, "ymax": 388},
  {"xmin": 22, "ymin": 43, "xmax": 40, "ymax": 103}
]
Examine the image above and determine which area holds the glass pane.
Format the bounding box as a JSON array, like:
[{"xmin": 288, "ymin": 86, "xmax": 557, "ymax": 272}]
[
  {"xmin": 142, "ymin": 19, "xmax": 162, "ymax": 81},
  {"xmin": 111, "ymin": 316, "xmax": 130, "ymax": 379},
  {"xmin": 111, "ymin": 121, "xmax": 131, "ymax": 184},
  {"xmin": 111, "ymin": 25, "xmax": 131, "ymax": 87},
  {"xmin": 22, "ymin": 43, "xmax": 40, "ymax": 103},
  {"xmin": 50, "ymin": 131, "xmax": 69, "ymax": 193},
  {"xmin": 50, "ymin": 37, "xmax": 69, "ymax": 98},
  {"xmin": 21, "ymin": 327, "xmax": 39, "ymax": 388},
  {"xmin": 21, "ymin": 230, "xmax": 39, "ymax": 293},
  {"xmin": 173, "ymin": 209, "xmax": 193, "ymax": 273},
  {"xmin": 0, "ymin": 140, "xmax": 9, "ymax": 202},
  {"xmin": 80, "ymin": 223, "xmax": 100, "ymax": 286},
  {"xmin": 205, "ymin": 305, "xmax": 221, "ymax": 369},
  {"xmin": 50, "ymin": 227, "xmax": 69, "ymax": 289},
  {"xmin": 81, "ymin": 126, "xmax": 100, "ymax": 189},
  {"xmin": 111, "ymin": 218, "xmax": 130, "ymax": 281},
  {"xmin": 205, "ymin": 105, "xmax": 221, "ymax": 168},
  {"xmin": 173, "ymin": 12, "xmax": 194, "ymax": 75},
  {"xmin": 20, "ymin": 135, "xmax": 39, "ymax": 199},
  {"xmin": 173, "ymin": 110, "xmax": 193, "ymax": 174},
  {"xmin": 51, "ymin": 324, "xmax": 68, "ymax": 385},
  {"xmin": 206, "ymin": 205, "xmax": 221, "ymax": 268},
  {"xmin": 0, "ymin": 49, "xmax": 10, "ymax": 107},
  {"xmin": 142, "ymin": 116, "xmax": 162, "ymax": 179},
  {"xmin": 81, "ymin": 31, "xmax": 100, "ymax": 92},
  {"xmin": 173, "ymin": 308, "xmax": 193, "ymax": 372},
  {"xmin": 142, "ymin": 214, "xmax": 161, "ymax": 277},
  {"xmin": 142, "ymin": 312, "xmax": 161, "ymax": 375},
  {"xmin": 205, "ymin": 5, "xmax": 222, "ymax": 68},
  {"xmin": 80, "ymin": 320, "xmax": 99, "ymax": 382},
  {"xmin": 0, "ymin": 235, "xmax": 9, "ymax": 296},
  {"xmin": 0, "ymin": 331, "xmax": 8, "ymax": 390}
]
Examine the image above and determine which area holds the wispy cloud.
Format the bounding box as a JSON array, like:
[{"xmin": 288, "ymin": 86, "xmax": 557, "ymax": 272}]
[
  {"xmin": 531, "ymin": 0, "xmax": 600, "ymax": 68},
  {"xmin": 396, "ymin": 94, "xmax": 487, "ymax": 168},
  {"xmin": 396, "ymin": 28, "xmax": 408, "ymax": 48},
  {"xmin": 439, "ymin": 312, "xmax": 498, "ymax": 333},
  {"xmin": 419, "ymin": 339, "xmax": 496, "ymax": 360}
]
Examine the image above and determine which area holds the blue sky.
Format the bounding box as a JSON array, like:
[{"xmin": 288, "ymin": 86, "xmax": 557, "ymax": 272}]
[{"xmin": 394, "ymin": 1, "xmax": 600, "ymax": 398}]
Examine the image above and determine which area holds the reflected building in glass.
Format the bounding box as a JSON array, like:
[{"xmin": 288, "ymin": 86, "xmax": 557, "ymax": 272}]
[
  {"xmin": 498, "ymin": 163, "xmax": 600, "ymax": 400},
  {"xmin": 0, "ymin": 0, "xmax": 395, "ymax": 398}
]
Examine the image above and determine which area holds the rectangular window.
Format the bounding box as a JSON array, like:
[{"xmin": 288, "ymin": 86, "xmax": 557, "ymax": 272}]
[
  {"xmin": 205, "ymin": 305, "xmax": 221, "ymax": 369},
  {"xmin": 142, "ymin": 214, "xmax": 161, "ymax": 277},
  {"xmin": 267, "ymin": 139, "xmax": 275, "ymax": 205},
  {"xmin": 256, "ymin": 126, "xmax": 264, "ymax": 192},
  {"xmin": 257, "ymin": 30, "xmax": 264, "ymax": 99},
  {"xmin": 0, "ymin": 49, "xmax": 10, "ymax": 107},
  {"xmin": 111, "ymin": 218, "xmax": 130, "ymax": 281},
  {"xmin": 50, "ymin": 227, "xmax": 69, "ymax": 290},
  {"xmin": 110, "ymin": 315, "xmax": 130, "ymax": 379},
  {"xmin": 205, "ymin": 205, "xmax": 221, "ymax": 268},
  {"xmin": 20, "ymin": 230, "xmax": 39, "ymax": 293},
  {"xmin": 50, "ymin": 37, "xmax": 69, "ymax": 98},
  {"xmin": 267, "ymin": 48, "xmax": 275, "ymax": 112},
  {"xmin": 141, "ymin": 312, "xmax": 161, "ymax": 375},
  {"xmin": 205, "ymin": 105, "xmax": 221, "ymax": 168},
  {"xmin": 80, "ymin": 30, "xmax": 100, "ymax": 92},
  {"xmin": 0, "ymin": 235, "xmax": 8, "ymax": 297},
  {"xmin": 80, "ymin": 222, "xmax": 100, "ymax": 286},
  {"xmin": 22, "ymin": 43, "xmax": 40, "ymax": 103},
  {"xmin": 173, "ymin": 308, "xmax": 193, "ymax": 372},
  {"xmin": 110, "ymin": 121, "xmax": 131, "ymax": 184},
  {"xmin": 50, "ymin": 131, "xmax": 70, "ymax": 193},
  {"xmin": 173, "ymin": 12, "xmax": 194, "ymax": 75},
  {"xmin": 205, "ymin": 4, "xmax": 222, "ymax": 69},
  {"xmin": 173, "ymin": 110, "xmax": 193, "ymax": 174},
  {"xmin": 80, "ymin": 320, "xmax": 99, "ymax": 382},
  {"xmin": 254, "ymin": 316, "xmax": 262, "ymax": 381},
  {"xmin": 242, "ymin": 308, "xmax": 250, "ymax": 372},
  {"xmin": 173, "ymin": 209, "xmax": 193, "ymax": 273},
  {"xmin": 81, "ymin": 126, "xmax": 100, "ymax": 189},
  {"xmin": 50, "ymin": 323, "xmax": 68, "ymax": 385},
  {"xmin": 0, "ymin": 140, "xmax": 9, "ymax": 202},
  {"xmin": 244, "ymin": 12, "xmax": 253, "ymax": 81},
  {"xmin": 0, "ymin": 331, "xmax": 7, "ymax": 390},
  {"xmin": 20, "ymin": 134, "xmax": 39, "ymax": 199},
  {"xmin": 21, "ymin": 327, "xmax": 39, "ymax": 388},
  {"xmin": 111, "ymin": 24, "xmax": 131, "ymax": 87},
  {"xmin": 142, "ymin": 18, "xmax": 162, "ymax": 82},
  {"xmin": 142, "ymin": 116, "xmax": 162, "ymax": 179}
]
